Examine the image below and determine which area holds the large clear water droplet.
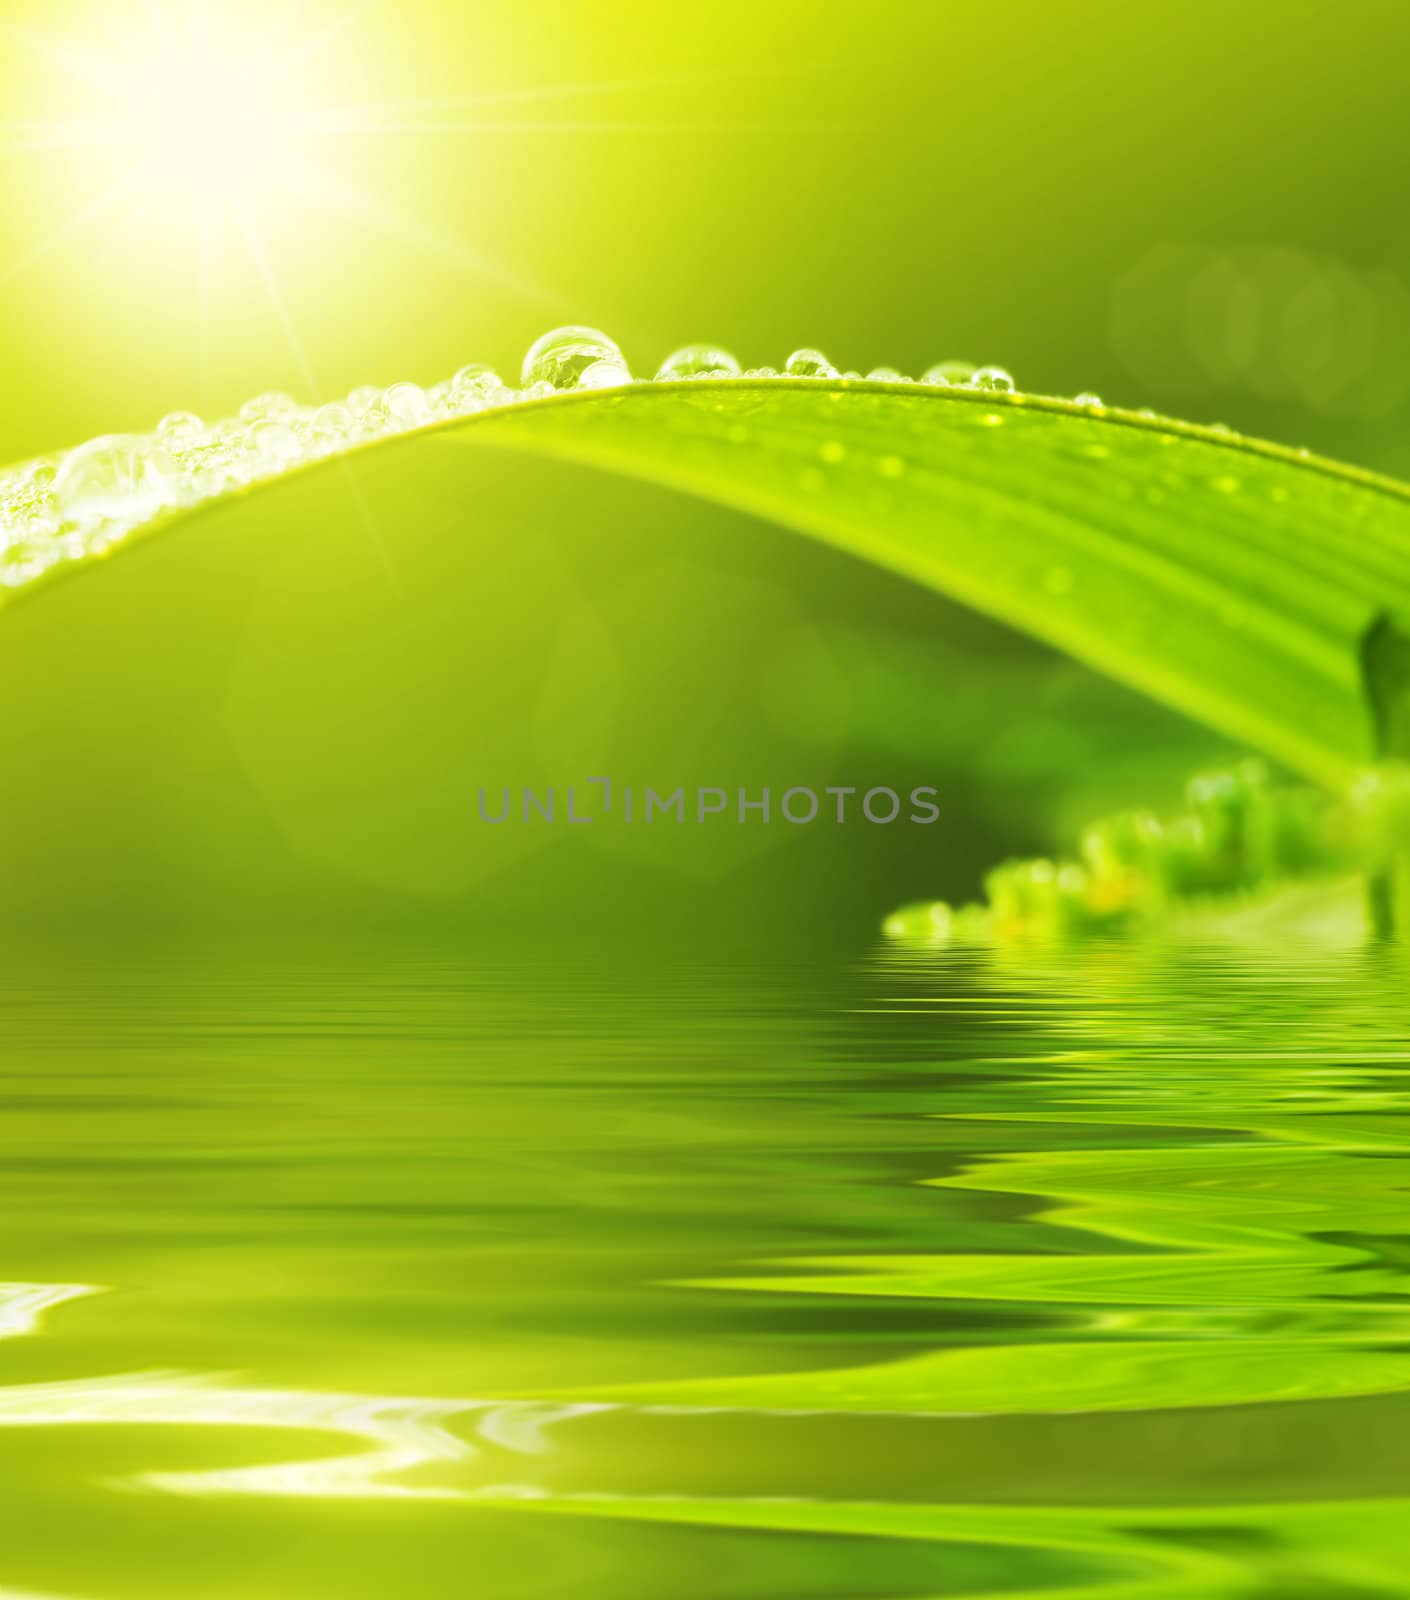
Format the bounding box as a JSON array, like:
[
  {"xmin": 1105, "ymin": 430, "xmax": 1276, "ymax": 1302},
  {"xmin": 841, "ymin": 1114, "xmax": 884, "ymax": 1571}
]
[
  {"xmin": 383, "ymin": 382, "xmax": 432, "ymax": 429},
  {"xmin": 311, "ymin": 402, "xmax": 354, "ymax": 451},
  {"xmin": 248, "ymin": 419, "xmax": 303, "ymax": 466},
  {"xmin": 449, "ymin": 364, "xmax": 502, "ymax": 410},
  {"xmin": 922, "ymin": 360, "xmax": 976, "ymax": 387},
  {"xmin": 53, "ymin": 436, "xmax": 177, "ymax": 526},
  {"xmin": 156, "ymin": 411, "xmax": 206, "ymax": 446},
  {"xmin": 970, "ymin": 365, "xmax": 1015, "ymax": 393},
  {"xmin": 784, "ymin": 348, "xmax": 837, "ymax": 379},
  {"xmin": 346, "ymin": 385, "xmax": 389, "ymax": 434},
  {"xmin": 655, "ymin": 344, "xmax": 741, "ymax": 380},
  {"xmin": 521, "ymin": 326, "xmax": 629, "ymax": 390}
]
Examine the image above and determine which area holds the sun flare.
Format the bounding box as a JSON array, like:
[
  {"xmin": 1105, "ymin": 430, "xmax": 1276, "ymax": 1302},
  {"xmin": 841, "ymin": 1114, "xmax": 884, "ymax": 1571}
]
[
  {"xmin": 0, "ymin": 2, "xmax": 657, "ymax": 392},
  {"xmin": 120, "ymin": 25, "xmax": 304, "ymax": 203},
  {"xmin": 23, "ymin": 9, "xmax": 335, "ymax": 215},
  {"xmin": 3, "ymin": 4, "xmax": 433, "ymax": 389}
]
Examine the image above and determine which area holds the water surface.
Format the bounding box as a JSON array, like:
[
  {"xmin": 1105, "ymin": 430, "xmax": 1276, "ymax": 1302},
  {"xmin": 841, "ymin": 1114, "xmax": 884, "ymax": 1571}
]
[{"xmin": 1, "ymin": 938, "xmax": 1408, "ymax": 1597}]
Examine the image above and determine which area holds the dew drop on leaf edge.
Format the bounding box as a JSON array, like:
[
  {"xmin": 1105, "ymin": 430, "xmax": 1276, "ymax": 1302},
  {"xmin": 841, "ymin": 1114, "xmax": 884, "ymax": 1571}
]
[
  {"xmin": 784, "ymin": 348, "xmax": 838, "ymax": 379},
  {"xmin": 970, "ymin": 365, "xmax": 1015, "ymax": 393},
  {"xmin": 655, "ymin": 344, "xmax": 741, "ymax": 380},
  {"xmin": 53, "ymin": 435, "xmax": 176, "ymax": 527},
  {"xmin": 923, "ymin": 360, "xmax": 976, "ymax": 386},
  {"xmin": 521, "ymin": 325, "xmax": 630, "ymax": 390}
]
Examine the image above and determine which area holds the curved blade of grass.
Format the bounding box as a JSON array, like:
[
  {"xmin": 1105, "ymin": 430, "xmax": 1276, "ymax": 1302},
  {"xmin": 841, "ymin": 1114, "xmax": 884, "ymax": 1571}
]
[
  {"xmin": 457, "ymin": 383, "xmax": 1410, "ymax": 788},
  {"xmin": 10, "ymin": 380, "xmax": 1410, "ymax": 786}
]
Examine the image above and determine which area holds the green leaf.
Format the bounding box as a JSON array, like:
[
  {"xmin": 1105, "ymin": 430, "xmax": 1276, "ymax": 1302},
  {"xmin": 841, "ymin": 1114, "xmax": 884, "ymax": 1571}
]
[{"xmin": 9, "ymin": 380, "xmax": 1410, "ymax": 786}]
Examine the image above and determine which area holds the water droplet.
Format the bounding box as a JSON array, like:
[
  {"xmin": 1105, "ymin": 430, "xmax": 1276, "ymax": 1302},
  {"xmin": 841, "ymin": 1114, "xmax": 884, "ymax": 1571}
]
[
  {"xmin": 1073, "ymin": 392, "xmax": 1104, "ymax": 409},
  {"xmin": 522, "ymin": 326, "xmax": 629, "ymax": 390},
  {"xmin": 53, "ymin": 436, "xmax": 178, "ymax": 526},
  {"xmin": 970, "ymin": 365, "xmax": 1015, "ymax": 393},
  {"xmin": 784, "ymin": 348, "xmax": 837, "ymax": 379},
  {"xmin": 311, "ymin": 402, "xmax": 355, "ymax": 450},
  {"xmin": 655, "ymin": 344, "xmax": 741, "ymax": 380},
  {"xmin": 577, "ymin": 359, "xmax": 631, "ymax": 390},
  {"xmin": 0, "ymin": 473, "xmax": 58, "ymax": 542},
  {"xmin": 249, "ymin": 419, "xmax": 303, "ymax": 465},
  {"xmin": 347, "ymin": 386, "xmax": 389, "ymax": 432},
  {"xmin": 449, "ymin": 364, "xmax": 502, "ymax": 410},
  {"xmin": 1212, "ymin": 474, "xmax": 1241, "ymax": 494},
  {"xmin": 383, "ymin": 382, "xmax": 432, "ymax": 429},
  {"xmin": 5, "ymin": 334, "xmax": 1083, "ymax": 600},
  {"xmin": 922, "ymin": 361, "xmax": 975, "ymax": 387},
  {"xmin": 157, "ymin": 411, "xmax": 206, "ymax": 446},
  {"xmin": 239, "ymin": 391, "xmax": 299, "ymax": 424}
]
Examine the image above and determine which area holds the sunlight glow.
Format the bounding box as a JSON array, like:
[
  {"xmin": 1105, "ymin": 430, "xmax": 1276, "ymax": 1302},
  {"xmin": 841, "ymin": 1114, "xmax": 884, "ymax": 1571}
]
[
  {"xmin": 125, "ymin": 29, "xmax": 300, "ymax": 202},
  {"xmin": 45, "ymin": 11, "xmax": 330, "ymax": 209},
  {"xmin": 0, "ymin": 3, "xmax": 708, "ymax": 391}
]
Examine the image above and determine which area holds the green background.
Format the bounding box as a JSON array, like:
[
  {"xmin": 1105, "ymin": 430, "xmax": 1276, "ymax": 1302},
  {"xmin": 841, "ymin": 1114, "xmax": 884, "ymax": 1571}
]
[{"xmin": 2, "ymin": 0, "xmax": 1406, "ymax": 943}]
